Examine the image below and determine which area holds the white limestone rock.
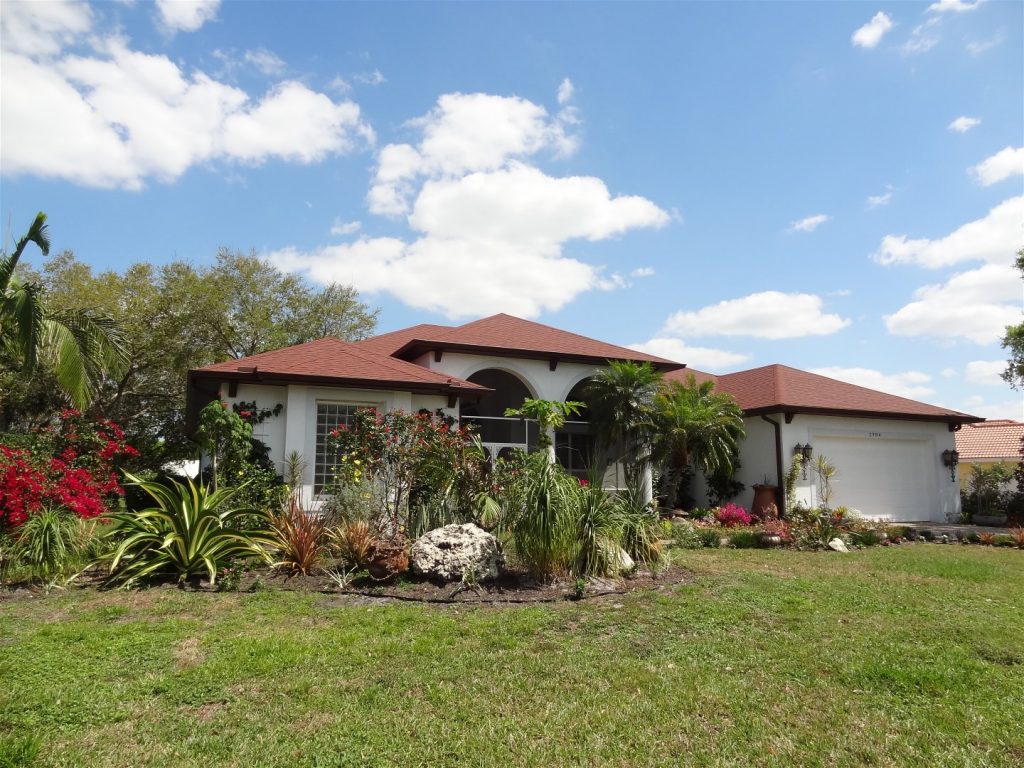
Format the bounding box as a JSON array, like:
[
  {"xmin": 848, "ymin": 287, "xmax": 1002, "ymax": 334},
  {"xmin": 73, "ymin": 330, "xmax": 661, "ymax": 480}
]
[
  {"xmin": 827, "ymin": 537, "xmax": 850, "ymax": 553},
  {"xmin": 410, "ymin": 523, "xmax": 505, "ymax": 582}
]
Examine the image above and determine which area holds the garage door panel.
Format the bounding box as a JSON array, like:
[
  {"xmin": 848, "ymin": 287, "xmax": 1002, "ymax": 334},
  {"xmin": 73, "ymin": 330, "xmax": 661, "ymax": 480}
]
[{"xmin": 813, "ymin": 436, "xmax": 934, "ymax": 521}]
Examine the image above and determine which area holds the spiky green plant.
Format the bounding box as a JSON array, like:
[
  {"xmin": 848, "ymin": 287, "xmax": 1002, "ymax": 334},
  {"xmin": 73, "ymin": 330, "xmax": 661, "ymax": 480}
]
[
  {"xmin": 10, "ymin": 506, "xmax": 82, "ymax": 583},
  {"xmin": 104, "ymin": 473, "xmax": 275, "ymax": 586},
  {"xmin": 497, "ymin": 450, "xmax": 579, "ymax": 580},
  {"xmin": 569, "ymin": 481, "xmax": 626, "ymax": 578},
  {"xmin": 614, "ymin": 482, "xmax": 664, "ymax": 568}
]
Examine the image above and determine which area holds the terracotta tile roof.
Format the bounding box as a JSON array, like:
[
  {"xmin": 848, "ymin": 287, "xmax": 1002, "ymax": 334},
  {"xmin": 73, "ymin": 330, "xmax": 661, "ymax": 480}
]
[
  {"xmin": 391, "ymin": 313, "xmax": 684, "ymax": 370},
  {"xmin": 955, "ymin": 420, "xmax": 1024, "ymax": 460},
  {"xmin": 354, "ymin": 323, "xmax": 453, "ymax": 356},
  {"xmin": 191, "ymin": 337, "xmax": 488, "ymax": 394},
  {"xmin": 679, "ymin": 363, "xmax": 979, "ymax": 423}
]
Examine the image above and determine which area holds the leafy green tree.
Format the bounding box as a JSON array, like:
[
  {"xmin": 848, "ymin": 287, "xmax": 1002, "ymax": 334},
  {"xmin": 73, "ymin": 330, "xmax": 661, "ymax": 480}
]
[
  {"xmin": 1000, "ymin": 248, "xmax": 1024, "ymax": 390},
  {"xmin": 504, "ymin": 398, "xmax": 584, "ymax": 451},
  {"xmin": 585, "ymin": 361, "xmax": 662, "ymax": 481},
  {"xmin": 36, "ymin": 249, "xmax": 378, "ymax": 462},
  {"xmin": 652, "ymin": 375, "xmax": 745, "ymax": 509},
  {"xmin": 1, "ymin": 212, "xmax": 128, "ymax": 410}
]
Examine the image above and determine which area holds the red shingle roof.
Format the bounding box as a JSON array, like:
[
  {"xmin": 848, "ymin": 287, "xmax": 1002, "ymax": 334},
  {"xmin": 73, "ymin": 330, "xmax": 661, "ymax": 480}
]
[
  {"xmin": 665, "ymin": 368, "xmax": 719, "ymax": 387},
  {"xmin": 389, "ymin": 313, "xmax": 684, "ymax": 370},
  {"xmin": 955, "ymin": 420, "xmax": 1024, "ymax": 460},
  {"xmin": 354, "ymin": 323, "xmax": 453, "ymax": 356},
  {"xmin": 673, "ymin": 364, "xmax": 979, "ymax": 424},
  {"xmin": 191, "ymin": 337, "xmax": 487, "ymax": 394}
]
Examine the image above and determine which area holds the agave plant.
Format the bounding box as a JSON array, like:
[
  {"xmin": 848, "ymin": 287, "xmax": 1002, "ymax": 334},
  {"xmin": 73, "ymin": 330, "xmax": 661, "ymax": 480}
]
[{"xmin": 105, "ymin": 473, "xmax": 275, "ymax": 586}]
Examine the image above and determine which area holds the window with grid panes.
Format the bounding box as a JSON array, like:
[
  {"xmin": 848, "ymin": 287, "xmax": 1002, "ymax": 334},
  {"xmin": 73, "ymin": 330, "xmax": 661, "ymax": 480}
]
[{"xmin": 314, "ymin": 403, "xmax": 359, "ymax": 492}]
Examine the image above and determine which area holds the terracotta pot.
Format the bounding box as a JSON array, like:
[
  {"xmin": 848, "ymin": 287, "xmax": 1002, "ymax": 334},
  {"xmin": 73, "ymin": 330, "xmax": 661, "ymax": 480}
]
[
  {"xmin": 751, "ymin": 484, "xmax": 780, "ymax": 519},
  {"xmin": 366, "ymin": 542, "xmax": 409, "ymax": 581}
]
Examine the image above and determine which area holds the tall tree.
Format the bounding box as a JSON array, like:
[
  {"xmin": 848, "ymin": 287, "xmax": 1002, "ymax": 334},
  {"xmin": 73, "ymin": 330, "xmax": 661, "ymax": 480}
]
[
  {"xmin": 652, "ymin": 374, "xmax": 745, "ymax": 509},
  {"xmin": 1000, "ymin": 248, "xmax": 1024, "ymax": 390},
  {"xmin": 0, "ymin": 212, "xmax": 128, "ymax": 411},
  {"xmin": 38, "ymin": 249, "xmax": 378, "ymax": 462},
  {"xmin": 585, "ymin": 360, "xmax": 662, "ymax": 483}
]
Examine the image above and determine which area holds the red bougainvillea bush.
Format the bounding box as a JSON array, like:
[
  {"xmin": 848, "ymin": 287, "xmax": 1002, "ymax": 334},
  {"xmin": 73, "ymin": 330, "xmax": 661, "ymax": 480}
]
[{"xmin": 0, "ymin": 409, "xmax": 138, "ymax": 527}]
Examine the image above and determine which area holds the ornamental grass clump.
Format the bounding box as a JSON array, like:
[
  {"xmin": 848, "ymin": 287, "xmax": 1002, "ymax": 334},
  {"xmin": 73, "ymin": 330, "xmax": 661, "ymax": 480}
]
[{"xmin": 104, "ymin": 473, "xmax": 275, "ymax": 587}]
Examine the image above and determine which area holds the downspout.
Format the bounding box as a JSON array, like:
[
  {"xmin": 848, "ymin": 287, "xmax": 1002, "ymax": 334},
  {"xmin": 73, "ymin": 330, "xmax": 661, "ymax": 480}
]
[{"xmin": 760, "ymin": 415, "xmax": 785, "ymax": 517}]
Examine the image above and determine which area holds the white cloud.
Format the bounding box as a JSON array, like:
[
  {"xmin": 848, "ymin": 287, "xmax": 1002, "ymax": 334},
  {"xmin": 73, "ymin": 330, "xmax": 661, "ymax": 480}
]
[
  {"xmin": 970, "ymin": 146, "xmax": 1024, "ymax": 186},
  {"xmin": 928, "ymin": 0, "xmax": 983, "ymax": 13},
  {"xmin": 661, "ymin": 292, "xmax": 850, "ymax": 340},
  {"xmin": 948, "ymin": 116, "xmax": 981, "ymax": 133},
  {"xmin": 353, "ymin": 69, "xmax": 386, "ymax": 86},
  {"xmin": 873, "ymin": 196, "xmax": 1024, "ymax": 268},
  {"xmin": 0, "ymin": 0, "xmax": 91, "ymax": 56},
  {"xmin": 328, "ymin": 75, "xmax": 351, "ymax": 93},
  {"xmin": 243, "ymin": 48, "xmax": 285, "ymax": 76},
  {"xmin": 960, "ymin": 395, "xmax": 1023, "ymax": 420},
  {"xmin": 0, "ymin": 17, "xmax": 373, "ymax": 189},
  {"xmin": 884, "ymin": 262, "xmax": 1021, "ymax": 344},
  {"xmin": 274, "ymin": 86, "xmax": 666, "ymax": 319},
  {"xmin": 941, "ymin": 367, "xmax": 958, "ymax": 378},
  {"xmin": 866, "ymin": 187, "xmax": 893, "ymax": 209},
  {"xmin": 630, "ymin": 267, "xmax": 655, "ymax": 278},
  {"xmin": 368, "ymin": 91, "xmax": 580, "ymax": 216},
  {"xmin": 329, "ymin": 219, "xmax": 361, "ymax": 236},
  {"xmin": 967, "ymin": 30, "xmax": 1006, "ymax": 56},
  {"xmin": 810, "ymin": 367, "xmax": 935, "ymax": 400},
  {"xmin": 408, "ymin": 164, "xmax": 668, "ymax": 245},
  {"xmin": 155, "ymin": 0, "xmax": 220, "ymax": 33},
  {"xmin": 788, "ymin": 213, "xmax": 831, "ymax": 233},
  {"xmin": 852, "ymin": 12, "xmax": 894, "ymax": 49},
  {"xmin": 628, "ymin": 339, "xmax": 750, "ymax": 371},
  {"xmin": 557, "ymin": 78, "xmax": 574, "ymax": 105},
  {"xmin": 269, "ymin": 236, "xmax": 601, "ymax": 319},
  {"xmin": 901, "ymin": 19, "xmax": 941, "ymax": 56},
  {"xmin": 965, "ymin": 360, "xmax": 1008, "ymax": 386}
]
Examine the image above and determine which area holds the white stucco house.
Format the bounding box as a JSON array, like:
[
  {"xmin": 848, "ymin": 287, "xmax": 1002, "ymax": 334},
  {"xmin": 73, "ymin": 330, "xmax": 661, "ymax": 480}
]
[{"xmin": 188, "ymin": 313, "xmax": 981, "ymax": 522}]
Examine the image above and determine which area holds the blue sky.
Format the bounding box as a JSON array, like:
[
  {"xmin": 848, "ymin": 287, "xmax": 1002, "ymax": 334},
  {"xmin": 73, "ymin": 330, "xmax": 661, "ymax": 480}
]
[{"xmin": 2, "ymin": 0, "xmax": 1022, "ymax": 418}]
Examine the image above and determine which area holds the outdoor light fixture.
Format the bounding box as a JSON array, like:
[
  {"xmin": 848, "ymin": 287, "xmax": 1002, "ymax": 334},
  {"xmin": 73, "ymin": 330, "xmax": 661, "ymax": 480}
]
[
  {"xmin": 794, "ymin": 443, "xmax": 813, "ymax": 479},
  {"xmin": 941, "ymin": 449, "xmax": 959, "ymax": 482}
]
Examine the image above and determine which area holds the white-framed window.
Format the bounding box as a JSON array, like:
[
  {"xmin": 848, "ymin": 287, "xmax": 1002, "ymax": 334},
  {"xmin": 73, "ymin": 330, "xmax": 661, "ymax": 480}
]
[{"xmin": 314, "ymin": 403, "xmax": 360, "ymax": 492}]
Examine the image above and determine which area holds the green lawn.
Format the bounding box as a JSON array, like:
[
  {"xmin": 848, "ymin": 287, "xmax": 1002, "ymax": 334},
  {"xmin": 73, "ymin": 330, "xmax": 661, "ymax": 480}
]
[{"xmin": 2, "ymin": 546, "xmax": 1022, "ymax": 768}]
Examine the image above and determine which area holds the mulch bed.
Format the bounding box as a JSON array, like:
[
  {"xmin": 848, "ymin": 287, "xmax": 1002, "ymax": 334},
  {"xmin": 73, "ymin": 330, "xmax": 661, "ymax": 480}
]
[{"xmin": 0, "ymin": 562, "xmax": 695, "ymax": 606}]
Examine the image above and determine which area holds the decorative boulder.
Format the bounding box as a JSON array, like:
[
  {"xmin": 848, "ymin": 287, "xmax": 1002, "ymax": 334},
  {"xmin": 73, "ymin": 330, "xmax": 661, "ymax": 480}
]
[
  {"xmin": 410, "ymin": 523, "xmax": 505, "ymax": 582},
  {"xmin": 827, "ymin": 537, "xmax": 850, "ymax": 553}
]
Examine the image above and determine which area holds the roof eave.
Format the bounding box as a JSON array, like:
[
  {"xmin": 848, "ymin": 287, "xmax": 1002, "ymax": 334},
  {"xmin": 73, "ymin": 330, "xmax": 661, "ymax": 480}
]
[
  {"xmin": 187, "ymin": 369, "xmax": 491, "ymax": 397},
  {"xmin": 393, "ymin": 339, "xmax": 685, "ymax": 371},
  {"xmin": 741, "ymin": 405, "xmax": 984, "ymax": 424}
]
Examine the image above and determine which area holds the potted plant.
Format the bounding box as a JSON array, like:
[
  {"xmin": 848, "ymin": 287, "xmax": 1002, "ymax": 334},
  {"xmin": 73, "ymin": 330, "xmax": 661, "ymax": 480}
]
[
  {"xmin": 366, "ymin": 537, "xmax": 409, "ymax": 581},
  {"xmin": 751, "ymin": 478, "xmax": 780, "ymax": 520}
]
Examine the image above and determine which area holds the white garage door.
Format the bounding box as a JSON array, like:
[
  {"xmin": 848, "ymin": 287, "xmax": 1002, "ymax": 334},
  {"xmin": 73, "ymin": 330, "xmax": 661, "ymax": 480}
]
[{"xmin": 813, "ymin": 436, "xmax": 935, "ymax": 521}]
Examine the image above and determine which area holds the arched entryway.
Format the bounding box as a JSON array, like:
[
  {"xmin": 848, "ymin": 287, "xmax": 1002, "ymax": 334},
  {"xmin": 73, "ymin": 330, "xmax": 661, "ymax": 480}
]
[
  {"xmin": 460, "ymin": 369, "xmax": 538, "ymax": 462},
  {"xmin": 554, "ymin": 378, "xmax": 596, "ymax": 480}
]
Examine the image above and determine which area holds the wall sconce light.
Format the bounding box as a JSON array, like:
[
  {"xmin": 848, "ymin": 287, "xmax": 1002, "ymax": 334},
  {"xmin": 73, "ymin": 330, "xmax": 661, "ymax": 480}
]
[
  {"xmin": 794, "ymin": 443, "xmax": 812, "ymax": 479},
  {"xmin": 941, "ymin": 449, "xmax": 959, "ymax": 482}
]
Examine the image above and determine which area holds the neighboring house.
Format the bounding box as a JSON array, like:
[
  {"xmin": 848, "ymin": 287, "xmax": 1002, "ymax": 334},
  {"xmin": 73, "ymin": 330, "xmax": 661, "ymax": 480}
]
[
  {"xmin": 188, "ymin": 313, "xmax": 981, "ymax": 523},
  {"xmin": 669, "ymin": 365, "xmax": 980, "ymax": 522},
  {"xmin": 955, "ymin": 420, "xmax": 1024, "ymax": 491}
]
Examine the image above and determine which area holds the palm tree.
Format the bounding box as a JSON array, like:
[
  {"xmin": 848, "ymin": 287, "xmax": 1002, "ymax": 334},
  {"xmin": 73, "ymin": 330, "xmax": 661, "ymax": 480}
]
[
  {"xmin": 652, "ymin": 374, "xmax": 745, "ymax": 509},
  {"xmin": 585, "ymin": 360, "xmax": 663, "ymax": 486},
  {"xmin": 1, "ymin": 212, "xmax": 129, "ymax": 409}
]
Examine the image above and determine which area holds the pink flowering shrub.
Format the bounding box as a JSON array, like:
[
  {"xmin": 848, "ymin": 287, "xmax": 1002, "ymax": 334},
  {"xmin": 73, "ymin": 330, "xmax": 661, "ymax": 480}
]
[{"xmin": 715, "ymin": 502, "xmax": 753, "ymax": 527}]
